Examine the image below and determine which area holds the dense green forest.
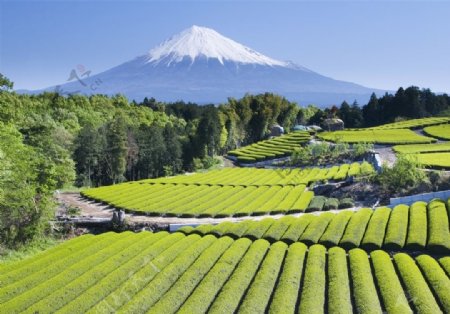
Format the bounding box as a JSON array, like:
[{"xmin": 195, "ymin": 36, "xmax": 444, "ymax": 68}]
[{"xmin": 1, "ymin": 72, "xmax": 449, "ymax": 247}]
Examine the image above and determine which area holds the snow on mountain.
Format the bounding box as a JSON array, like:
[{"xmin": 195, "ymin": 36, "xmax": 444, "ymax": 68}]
[
  {"xmin": 29, "ymin": 25, "xmax": 383, "ymax": 106},
  {"xmin": 146, "ymin": 25, "xmax": 288, "ymax": 67}
]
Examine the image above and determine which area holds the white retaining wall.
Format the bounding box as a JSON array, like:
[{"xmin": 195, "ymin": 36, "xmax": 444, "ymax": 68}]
[{"xmin": 390, "ymin": 189, "xmax": 450, "ymax": 206}]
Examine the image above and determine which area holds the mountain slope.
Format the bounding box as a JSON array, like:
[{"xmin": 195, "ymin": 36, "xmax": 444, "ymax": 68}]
[{"xmin": 33, "ymin": 25, "xmax": 382, "ymax": 105}]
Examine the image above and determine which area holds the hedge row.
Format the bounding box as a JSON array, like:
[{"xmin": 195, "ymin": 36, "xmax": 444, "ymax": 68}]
[
  {"xmin": 118, "ymin": 235, "xmax": 221, "ymax": 313},
  {"xmin": 178, "ymin": 238, "xmax": 252, "ymax": 314},
  {"xmin": 82, "ymin": 165, "xmax": 375, "ymax": 217},
  {"xmin": 406, "ymin": 201, "xmax": 428, "ymax": 250},
  {"xmin": 58, "ymin": 232, "xmax": 180, "ymax": 313},
  {"xmin": 3, "ymin": 232, "xmax": 449, "ymax": 313},
  {"xmin": 327, "ymin": 247, "xmax": 352, "ymax": 313},
  {"xmin": 147, "ymin": 237, "xmax": 235, "ymax": 313},
  {"xmin": 239, "ymin": 242, "xmax": 287, "ymax": 313},
  {"xmin": 209, "ymin": 239, "xmax": 270, "ymax": 313},
  {"xmin": 349, "ymin": 248, "xmax": 383, "ymax": 313},
  {"xmin": 298, "ymin": 244, "xmax": 327, "ymax": 313},
  {"xmin": 370, "ymin": 250, "xmax": 412, "ymax": 314},
  {"xmin": 423, "ymin": 123, "xmax": 450, "ymax": 140},
  {"xmin": 180, "ymin": 198, "xmax": 450, "ymax": 253},
  {"xmin": 88, "ymin": 234, "xmax": 206, "ymax": 313},
  {"xmin": 366, "ymin": 117, "xmax": 450, "ymax": 130},
  {"xmin": 84, "ymin": 183, "xmax": 317, "ymax": 218},
  {"xmin": 416, "ymin": 254, "xmax": 450, "ymax": 313},
  {"xmin": 318, "ymin": 129, "xmax": 437, "ymax": 144},
  {"xmin": 361, "ymin": 207, "xmax": 391, "ymax": 251},
  {"xmin": 227, "ymin": 131, "xmax": 310, "ymax": 162},
  {"xmin": 394, "ymin": 253, "xmax": 442, "ymax": 313},
  {"xmin": 0, "ymin": 232, "xmax": 138, "ymax": 312},
  {"xmin": 269, "ymin": 242, "xmax": 307, "ymax": 313},
  {"xmin": 383, "ymin": 204, "xmax": 409, "ymax": 250},
  {"xmin": 427, "ymin": 199, "xmax": 450, "ymax": 251}
]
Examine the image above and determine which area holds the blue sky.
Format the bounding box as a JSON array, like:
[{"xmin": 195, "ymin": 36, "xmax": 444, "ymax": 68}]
[{"xmin": 1, "ymin": 1, "xmax": 449, "ymax": 92}]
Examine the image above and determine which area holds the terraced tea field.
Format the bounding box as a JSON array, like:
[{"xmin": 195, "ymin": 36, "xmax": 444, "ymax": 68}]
[
  {"xmin": 82, "ymin": 164, "xmax": 374, "ymax": 217},
  {"xmin": 1, "ymin": 230, "xmax": 449, "ymax": 313},
  {"xmin": 393, "ymin": 142, "xmax": 450, "ymax": 154},
  {"xmin": 365, "ymin": 116, "xmax": 450, "ymax": 130},
  {"xmin": 416, "ymin": 152, "xmax": 450, "ymax": 169},
  {"xmin": 228, "ymin": 131, "xmax": 310, "ymax": 162},
  {"xmin": 423, "ymin": 123, "xmax": 450, "ymax": 140},
  {"xmin": 318, "ymin": 129, "xmax": 436, "ymax": 144},
  {"xmin": 178, "ymin": 199, "xmax": 450, "ymax": 253}
]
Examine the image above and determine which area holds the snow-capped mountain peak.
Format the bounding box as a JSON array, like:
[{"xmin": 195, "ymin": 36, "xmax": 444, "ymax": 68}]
[{"xmin": 147, "ymin": 25, "xmax": 289, "ymax": 67}]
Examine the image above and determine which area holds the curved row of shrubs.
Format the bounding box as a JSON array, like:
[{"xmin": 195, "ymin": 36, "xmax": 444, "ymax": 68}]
[
  {"xmin": 177, "ymin": 198, "xmax": 450, "ymax": 253},
  {"xmin": 2, "ymin": 232, "xmax": 448, "ymax": 313},
  {"xmin": 228, "ymin": 131, "xmax": 310, "ymax": 162}
]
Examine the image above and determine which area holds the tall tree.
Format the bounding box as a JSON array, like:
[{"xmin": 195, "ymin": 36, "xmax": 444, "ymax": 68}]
[{"xmin": 104, "ymin": 115, "xmax": 127, "ymax": 184}]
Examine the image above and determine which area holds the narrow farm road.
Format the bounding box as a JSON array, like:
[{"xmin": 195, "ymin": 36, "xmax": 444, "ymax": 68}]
[
  {"xmin": 56, "ymin": 192, "xmax": 358, "ymax": 227},
  {"xmin": 374, "ymin": 146, "xmax": 397, "ymax": 167}
]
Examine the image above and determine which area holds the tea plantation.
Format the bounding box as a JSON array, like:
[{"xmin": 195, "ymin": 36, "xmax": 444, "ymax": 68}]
[
  {"xmin": 1, "ymin": 220, "xmax": 449, "ymax": 313},
  {"xmin": 82, "ymin": 164, "xmax": 374, "ymax": 217}
]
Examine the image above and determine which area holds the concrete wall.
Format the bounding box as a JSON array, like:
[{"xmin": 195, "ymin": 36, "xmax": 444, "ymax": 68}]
[{"xmin": 390, "ymin": 189, "xmax": 450, "ymax": 206}]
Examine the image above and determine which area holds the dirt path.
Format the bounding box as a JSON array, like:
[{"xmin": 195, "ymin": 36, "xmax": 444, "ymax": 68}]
[
  {"xmin": 374, "ymin": 146, "xmax": 397, "ymax": 167},
  {"xmin": 56, "ymin": 192, "xmax": 359, "ymax": 226}
]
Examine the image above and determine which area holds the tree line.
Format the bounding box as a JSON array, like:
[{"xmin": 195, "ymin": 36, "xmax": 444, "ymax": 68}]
[{"xmin": 313, "ymin": 87, "xmax": 450, "ymax": 128}]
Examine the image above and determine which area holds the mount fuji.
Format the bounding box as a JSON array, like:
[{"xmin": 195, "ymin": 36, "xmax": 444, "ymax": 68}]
[{"xmin": 35, "ymin": 25, "xmax": 381, "ymax": 105}]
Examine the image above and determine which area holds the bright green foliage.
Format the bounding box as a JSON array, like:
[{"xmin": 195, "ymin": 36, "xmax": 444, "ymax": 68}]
[
  {"xmin": 82, "ymin": 165, "xmax": 373, "ymax": 217},
  {"xmin": 384, "ymin": 204, "xmax": 409, "ymax": 250},
  {"xmin": 227, "ymin": 131, "xmax": 310, "ymax": 162},
  {"xmin": 238, "ymin": 242, "xmax": 287, "ymax": 313},
  {"xmin": 262, "ymin": 216, "xmax": 296, "ymax": 242},
  {"xmin": 327, "ymin": 247, "xmax": 352, "ymax": 314},
  {"xmin": 298, "ymin": 244, "xmax": 327, "ymax": 314},
  {"xmin": 406, "ymin": 201, "xmax": 428, "ymax": 250},
  {"xmin": 378, "ymin": 154, "xmax": 427, "ymax": 193},
  {"xmin": 280, "ymin": 214, "xmax": 314, "ymax": 243},
  {"xmin": 57, "ymin": 232, "xmax": 180, "ymax": 313},
  {"xmin": 423, "ymin": 123, "xmax": 450, "ymax": 140},
  {"xmin": 319, "ymin": 129, "xmax": 436, "ymax": 144},
  {"xmin": 1, "ymin": 232, "xmax": 138, "ymax": 312},
  {"xmin": 349, "ymin": 248, "xmax": 383, "ymax": 314},
  {"xmin": 416, "ymin": 254, "xmax": 450, "ymax": 313},
  {"xmin": 242, "ymin": 218, "xmax": 275, "ymax": 240},
  {"xmin": 339, "ymin": 208, "xmax": 373, "ymax": 249},
  {"xmin": 426, "ymin": 199, "xmax": 450, "ymax": 252},
  {"xmin": 89, "ymin": 234, "xmax": 206, "ymax": 313},
  {"xmin": 117, "ymin": 234, "xmax": 222, "ymax": 313},
  {"xmin": 361, "ymin": 207, "xmax": 391, "ymax": 251},
  {"xmin": 269, "ymin": 242, "xmax": 307, "ymax": 314},
  {"xmin": 367, "ymin": 117, "xmax": 450, "ymax": 130},
  {"xmin": 177, "ymin": 198, "xmax": 449, "ymax": 252},
  {"xmin": 147, "ymin": 237, "xmax": 236, "ymax": 314},
  {"xmin": 370, "ymin": 250, "xmax": 412, "ymax": 314},
  {"xmin": 209, "ymin": 239, "xmax": 270, "ymax": 313},
  {"xmin": 0, "ymin": 122, "xmax": 72, "ymax": 246},
  {"xmin": 177, "ymin": 238, "xmax": 252, "ymax": 314},
  {"xmin": 417, "ymin": 152, "xmax": 450, "ymax": 168},
  {"xmin": 1, "ymin": 231, "xmax": 448, "ymax": 313},
  {"xmin": 393, "ymin": 142, "xmax": 450, "ymax": 154},
  {"xmin": 394, "ymin": 253, "xmax": 442, "ymax": 313},
  {"xmin": 319, "ymin": 211, "xmax": 352, "ymax": 247},
  {"xmin": 439, "ymin": 256, "xmax": 450, "ymax": 277},
  {"xmin": 299, "ymin": 212, "xmax": 334, "ymax": 245}
]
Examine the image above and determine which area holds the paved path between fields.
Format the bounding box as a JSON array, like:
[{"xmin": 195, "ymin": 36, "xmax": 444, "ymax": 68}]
[{"xmin": 374, "ymin": 146, "xmax": 397, "ymax": 167}]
